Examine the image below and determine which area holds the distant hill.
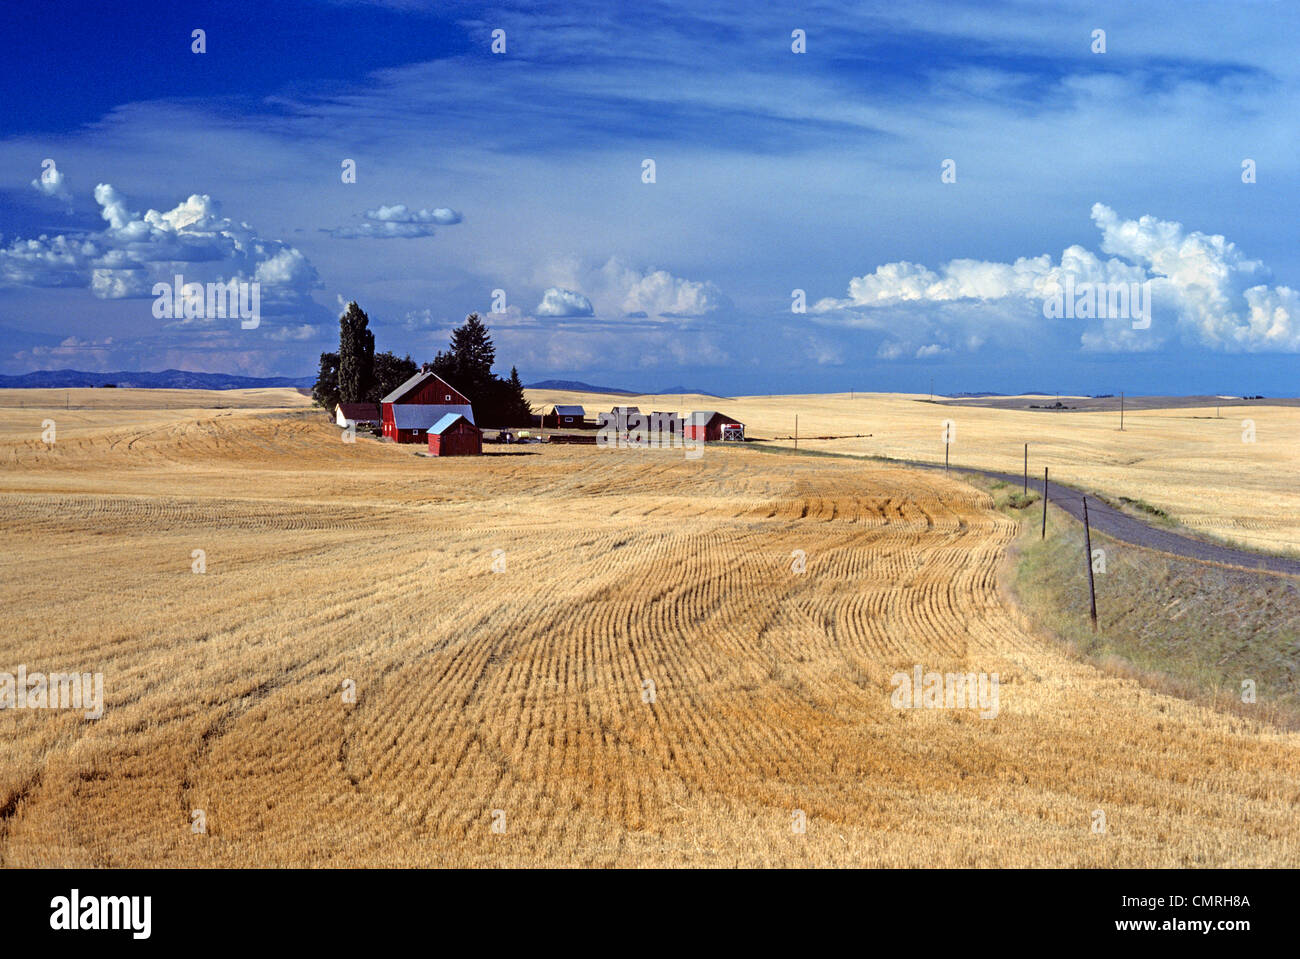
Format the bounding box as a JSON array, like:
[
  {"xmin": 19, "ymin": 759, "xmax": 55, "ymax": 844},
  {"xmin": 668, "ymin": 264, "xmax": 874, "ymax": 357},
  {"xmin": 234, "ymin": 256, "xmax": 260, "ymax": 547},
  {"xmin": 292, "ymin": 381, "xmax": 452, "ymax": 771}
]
[
  {"xmin": 526, "ymin": 379, "xmax": 725, "ymax": 398},
  {"xmin": 526, "ymin": 379, "xmax": 638, "ymax": 396},
  {"xmin": 655, "ymin": 384, "xmax": 727, "ymax": 398},
  {"xmin": 0, "ymin": 369, "xmax": 314, "ymax": 390}
]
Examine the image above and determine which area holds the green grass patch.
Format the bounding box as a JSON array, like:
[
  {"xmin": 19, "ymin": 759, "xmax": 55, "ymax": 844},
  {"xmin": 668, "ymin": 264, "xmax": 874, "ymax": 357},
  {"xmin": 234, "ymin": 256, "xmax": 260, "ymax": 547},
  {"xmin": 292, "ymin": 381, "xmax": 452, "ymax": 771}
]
[
  {"xmin": 1116, "ymin": 495, "xmax": 1173, "ymax": 522},
  {"xmin": 1009, "ymin": 508, "xmax": 1300, "ymax": 727}
]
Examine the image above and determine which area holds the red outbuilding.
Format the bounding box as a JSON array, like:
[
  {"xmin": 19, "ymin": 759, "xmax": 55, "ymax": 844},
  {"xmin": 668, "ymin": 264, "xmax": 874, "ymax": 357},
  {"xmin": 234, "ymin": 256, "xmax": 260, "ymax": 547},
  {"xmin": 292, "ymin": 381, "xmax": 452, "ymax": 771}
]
[
  {"xmin": 684, "ymin": 410, "xmax": 744, "ymax": 442},
  {"xmin": 427, "ymin": 413, "xmax": 482, "ymax": 456},
  {"xmin": 380, "ymin": 370, "xmax": 474, "ymax": 443}
]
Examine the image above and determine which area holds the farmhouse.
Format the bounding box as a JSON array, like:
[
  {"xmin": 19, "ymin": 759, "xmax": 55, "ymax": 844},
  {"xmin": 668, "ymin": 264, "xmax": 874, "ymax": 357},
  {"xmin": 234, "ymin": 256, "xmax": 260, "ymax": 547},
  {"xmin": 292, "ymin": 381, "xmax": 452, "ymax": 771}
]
[
  {"xmin": 427, "ymin": 413, "xmax": 482, "ymax": 456},
  {"xmin": 685, "ymin": 410, "xmax": 744, "ymax": 442},
  {"xmin": 543, "ymin": 404, "xmax": 586, "ymax": 428},
  {"xmin": 380, "ymin": 370, "xmax": 474, "ymax": 443},
  {"xmin": 335, "ymin": 402, "xmax": 380, "ymax": 428}
]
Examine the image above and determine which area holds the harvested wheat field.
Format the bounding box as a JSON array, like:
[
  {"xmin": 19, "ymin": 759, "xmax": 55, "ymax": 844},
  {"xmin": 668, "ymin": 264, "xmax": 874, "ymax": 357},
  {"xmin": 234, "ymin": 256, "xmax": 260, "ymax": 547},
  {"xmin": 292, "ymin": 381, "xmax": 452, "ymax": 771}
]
[
  {"xmin": 531, "ymin": 388, "xmax": 1300, "ymax": 556},
  {"xmin": 1, "ymin": 389, "xmax": 1297, "ymax": 867}
]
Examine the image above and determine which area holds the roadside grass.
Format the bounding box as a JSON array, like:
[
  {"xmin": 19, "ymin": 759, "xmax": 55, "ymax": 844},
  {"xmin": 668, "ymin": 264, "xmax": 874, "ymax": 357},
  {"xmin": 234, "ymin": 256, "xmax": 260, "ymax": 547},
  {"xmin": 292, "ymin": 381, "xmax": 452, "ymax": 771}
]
[{"xmin": 1007, "ymin": 503, "xmax": 1300, "ymax": 729}]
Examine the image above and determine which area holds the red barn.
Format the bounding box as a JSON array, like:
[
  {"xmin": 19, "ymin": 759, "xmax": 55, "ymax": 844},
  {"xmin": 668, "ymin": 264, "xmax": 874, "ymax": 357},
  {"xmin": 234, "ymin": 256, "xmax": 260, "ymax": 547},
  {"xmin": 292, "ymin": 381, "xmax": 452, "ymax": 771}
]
[
  {"xmin": 543, "ymin": 404, "xmax": 586, "ymax": 428},
  {"xmin": 684, "ymin": 410, "xmax": 744, "ymax": 442},
  {"xmin": 427, "ymin": 414, "xmax": 482, "ymax": 456},
  {"xmin": 380, "ymin": 371, "xmax": 474, "ymax": 443}
]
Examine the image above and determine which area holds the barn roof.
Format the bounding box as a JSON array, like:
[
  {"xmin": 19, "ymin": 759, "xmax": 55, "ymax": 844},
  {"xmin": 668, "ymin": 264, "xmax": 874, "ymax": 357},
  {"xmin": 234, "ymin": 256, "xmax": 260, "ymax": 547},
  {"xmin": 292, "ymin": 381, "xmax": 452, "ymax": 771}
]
[
  {"xmin": 552, "ymin": 405, "xmax": 585, "ymax": 416},
  {"xmin": 430, "ymin": 413, "xmax": 476, "ymax": 434},
  {"xmin": 391, "ymin": 404, "xmax": 475, "ymax": 429},
  {"xmin": 686, "ymin": 410, "xmax": 722, "ymax": 424},
  {"xmin": 611, "ymin": 406, "xmax": 640, "ymax": 414},
  {"xmin": 381, "ymin": 370, "xmax": 469, "ymax": 405},
  {"xmin": 337, "ymin": 402, "xmax": 379, "ymax": 421}
]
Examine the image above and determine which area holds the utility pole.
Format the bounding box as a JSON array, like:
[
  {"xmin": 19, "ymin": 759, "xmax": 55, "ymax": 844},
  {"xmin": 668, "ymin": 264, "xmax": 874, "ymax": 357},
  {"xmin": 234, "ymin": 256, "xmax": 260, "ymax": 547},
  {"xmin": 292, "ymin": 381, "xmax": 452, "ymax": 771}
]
[
  {"xmin": 944, "ymin": 428, "xmax": 950, "ymax": 474},
  {"xmin": 1041, "ymin": 468, "xmax": 1049, "ymax": 539},
  {"xmin": 1023, "ymin": 443, "xmax": 1028, "ymax": 494},
  {"xmin": 1119, "ymin": 391, "xmax": 1125, "ymax": 431},
  {"xmin": 930, "ymin": 377, "xmax": 934, "ymax": 401},
  {"xmin": 1082, "ymin": 496, "xmax": 1098, "ymax": 631},
  {"xmin": 794, "ymin": 414, "xmax": 798, "ymax": 450}
]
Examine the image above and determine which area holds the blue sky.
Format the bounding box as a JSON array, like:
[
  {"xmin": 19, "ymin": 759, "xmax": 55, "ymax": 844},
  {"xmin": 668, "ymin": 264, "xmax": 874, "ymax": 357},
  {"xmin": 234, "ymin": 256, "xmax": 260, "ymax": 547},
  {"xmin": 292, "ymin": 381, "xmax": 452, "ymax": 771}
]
[{"xmin": 1, "ymin": 0, "xmax": 1297, "ymax": 395}]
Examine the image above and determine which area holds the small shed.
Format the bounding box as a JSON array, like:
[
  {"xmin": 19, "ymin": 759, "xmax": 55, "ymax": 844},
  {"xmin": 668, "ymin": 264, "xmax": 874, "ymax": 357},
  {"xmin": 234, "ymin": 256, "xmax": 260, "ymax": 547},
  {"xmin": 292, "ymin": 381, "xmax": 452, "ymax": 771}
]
[
  {"xmin": 336, "ymin": 402, "xmax": 380, "ymax": 428},
  {"xmin": 610, "ymin": 406, "xmax": 640, "ymax": 430},
  {"xmin": 427, "ymin": 413, "xmax": 482, "ymax": 457},
  {"xmin": 543, "ymin": 404, "xmax": 586, "ymax": 428},
  {"xmin": 685, "ymin": 410, "xmax": 744, "ymax": 442}
]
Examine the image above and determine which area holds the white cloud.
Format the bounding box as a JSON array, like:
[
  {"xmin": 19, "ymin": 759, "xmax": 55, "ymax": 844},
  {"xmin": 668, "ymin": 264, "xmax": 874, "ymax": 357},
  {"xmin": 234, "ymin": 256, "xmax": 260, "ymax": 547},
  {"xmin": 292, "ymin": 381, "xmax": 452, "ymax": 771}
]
[
  {"xmin": 31, "ymin": 162, "xmax": 72, "ymax": 203},
  {"xmin": 535, "ymin": 287, "xmax": 594, "ymax": 317},
  {"xmin": 329, "ymin": 204, "xmax": 462, "ymax": 239},
  {"xmin": 0, "ymin": 183, "xmax": 321, "ymax": 319},
  {"xmin": 814, "ymin": 204, "xmax": 1300, "ymax": 354},
  {"xmin": 530, "ymin": 257, "xmax": 727, "ymax": 321}
]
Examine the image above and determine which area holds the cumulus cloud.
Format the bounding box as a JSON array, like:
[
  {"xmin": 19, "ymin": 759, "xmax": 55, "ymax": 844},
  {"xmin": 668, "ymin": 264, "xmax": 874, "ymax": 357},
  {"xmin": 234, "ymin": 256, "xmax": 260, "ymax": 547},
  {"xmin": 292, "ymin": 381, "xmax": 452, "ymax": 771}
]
[
  {"xmin": 814, "ymin": 204, "xmax": 1300, "ymax": 354},
  {"xmin": 535, "ymin": 287, "xmax": 594, "ymax": 317},
  {"xmin": 13, "ymin": 336, "xmax": 116, "ymax": 371},
  {"xmin": 329, "ymin": 204, "xmax": 462, "ymax": 239},
  {"xmin": 0, "ymin": 183, "xmax": 321, "ymax": 321},
  {"xmin": 31, "ymin": 161, "xmax": 72, "ymax": 203},
  {"xmin": 530, "ymin": 257, "xmax": 727, "ymax": 320}
]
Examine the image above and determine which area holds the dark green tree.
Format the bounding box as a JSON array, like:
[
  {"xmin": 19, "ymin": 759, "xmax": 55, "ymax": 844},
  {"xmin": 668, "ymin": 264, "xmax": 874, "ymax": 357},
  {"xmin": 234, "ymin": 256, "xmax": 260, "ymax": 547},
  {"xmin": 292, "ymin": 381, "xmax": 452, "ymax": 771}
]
[
  {"xmin": 367, "ymin": 351, "xmax": 418, "ymax": 403},
  {"xmin": 311, "ymin": 351, "xmax": 340, "ymax": 410},
  {"xmin": 337, "ymin": 301, "xmax": 375, "ymax": 403},
  {"xmin": 448, "ymin": 312, "xmax": 496, "ymax": 384},
  {"xmin": 502, "ymin": 365, "xmax": 534, "ymax": 426},
  {"xmin": 423, "ymin": 314, "xmax": 532, "ymax": 427}
]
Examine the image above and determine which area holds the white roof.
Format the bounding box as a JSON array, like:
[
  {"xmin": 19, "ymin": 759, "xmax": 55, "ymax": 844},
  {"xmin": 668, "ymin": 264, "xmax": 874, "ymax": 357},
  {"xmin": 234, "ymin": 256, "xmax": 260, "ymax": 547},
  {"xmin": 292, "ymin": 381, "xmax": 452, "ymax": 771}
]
[
  {"xmin": 430, "ymin": 413, "xmax": 474, "ymax": 434},
  {"xmin": 552, "ymin": 405, "xmax": 585, "ymax": 416},
  {"xmin": 392, "ymin": 404, "xmax": 475, "ymax": 429}
]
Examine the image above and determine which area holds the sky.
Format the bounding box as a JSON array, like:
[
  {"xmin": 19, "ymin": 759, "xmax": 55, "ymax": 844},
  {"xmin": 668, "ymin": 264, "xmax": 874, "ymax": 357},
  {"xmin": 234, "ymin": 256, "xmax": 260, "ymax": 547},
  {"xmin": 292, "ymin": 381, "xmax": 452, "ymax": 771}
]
[{"xmin": 1, "ymin": 0, "xmax": 1297, "ymax": 395}]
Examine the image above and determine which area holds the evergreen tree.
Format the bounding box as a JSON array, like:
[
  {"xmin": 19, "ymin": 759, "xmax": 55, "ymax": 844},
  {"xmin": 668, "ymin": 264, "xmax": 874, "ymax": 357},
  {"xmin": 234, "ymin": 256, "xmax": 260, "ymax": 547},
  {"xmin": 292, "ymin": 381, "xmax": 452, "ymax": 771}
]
[
  {"xmin": 311, "ymin": 351, "xmax": 340, "ymax": 410},
  {"xmin": 419, "ymin": 313, "xmax": 534, "ymax": 427},
  {"xmin": 503, "ymin": 365, "xmax": 534, "ymax": 425},
  {"xmin": 337, "ymin": 301, "xmax": 375, "ymax": 403},
  {"xmin": 368, "ymin": 351, "xmax": 418, "ymax": 403},
  {"xmin": 448, "ymin": 313, "xmax": 495, "ymax": 384}
]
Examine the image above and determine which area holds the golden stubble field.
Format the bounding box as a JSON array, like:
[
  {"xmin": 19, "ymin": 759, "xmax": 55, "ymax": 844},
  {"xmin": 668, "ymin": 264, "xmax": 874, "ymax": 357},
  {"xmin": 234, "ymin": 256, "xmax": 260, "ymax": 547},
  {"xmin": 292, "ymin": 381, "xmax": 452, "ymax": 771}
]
[
  {"xmin": 531, "ymin": 389, "xmax": 1300, "ymax": 555},
  {"xmin": 0, "ymin": 388, "xmax": 1297, "ymax": 867}
]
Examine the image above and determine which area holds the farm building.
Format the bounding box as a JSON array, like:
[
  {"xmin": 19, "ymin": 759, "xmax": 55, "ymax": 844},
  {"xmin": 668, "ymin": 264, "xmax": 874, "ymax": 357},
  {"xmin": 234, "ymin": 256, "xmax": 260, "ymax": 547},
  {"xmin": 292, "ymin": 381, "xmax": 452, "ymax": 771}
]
[
  {"xmin": 610, "ymin": 406, "xmax": 640, "ymax": 429},
  {"xmin": 685, "ymin": 410, "xmax": 744, "ymax": 442},
  {"xmin": 649, "ymin": 411, "xmax": 684, "ymax": 437},
  {"xmin": 380, "ymin": 370, "xmax": 474, "ymax": 444},
  {"xmin": 427, "ymin": 414, "xmax": 482, "ymax": 457},
  {"xmin": 335, "ymin": 402, "xmax": 380, "ymax": 428},
  {"xmin": 543, "ymin": 404, "xmax": 586, "ymax": 428}
]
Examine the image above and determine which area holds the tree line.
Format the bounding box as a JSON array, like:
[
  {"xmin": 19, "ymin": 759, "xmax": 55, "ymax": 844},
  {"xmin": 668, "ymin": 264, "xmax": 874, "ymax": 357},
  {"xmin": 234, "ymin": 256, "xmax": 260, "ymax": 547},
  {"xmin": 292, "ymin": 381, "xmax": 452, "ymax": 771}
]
[{"xmin": 312, "ymin": 302, "xmax": 533, "ymax": 427}]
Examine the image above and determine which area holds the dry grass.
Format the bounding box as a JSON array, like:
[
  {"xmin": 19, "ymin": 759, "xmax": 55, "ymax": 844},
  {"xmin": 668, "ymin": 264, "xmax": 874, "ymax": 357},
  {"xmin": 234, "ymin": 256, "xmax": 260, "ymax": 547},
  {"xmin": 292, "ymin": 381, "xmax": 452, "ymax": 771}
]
[
  {"xmin": 1, "ymin": 388, "xmax": 1297, "ymax": 867},
  {"xmin": 530, "ymin": 388, "xmax": 1300, "ymax": 555}
]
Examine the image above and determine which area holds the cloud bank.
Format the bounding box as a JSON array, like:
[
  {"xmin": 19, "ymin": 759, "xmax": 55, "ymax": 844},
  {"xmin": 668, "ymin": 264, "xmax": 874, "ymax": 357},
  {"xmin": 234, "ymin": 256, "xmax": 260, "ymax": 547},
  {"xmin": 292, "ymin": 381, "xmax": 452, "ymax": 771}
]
[
  {"xmin": 0, "ymin": 183, "xmax": 321, "ymax": 321},
  {"xmin": 814, "ymin": 205, "xmax": 1299, "ymax": 355}
]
